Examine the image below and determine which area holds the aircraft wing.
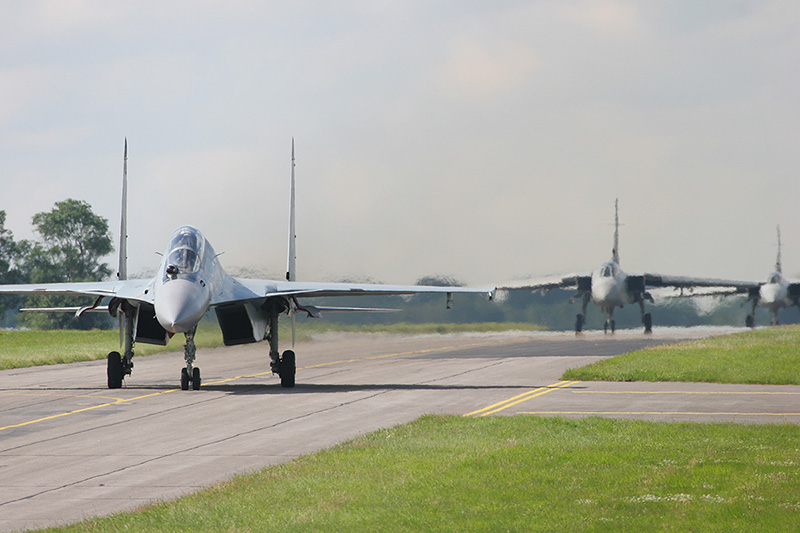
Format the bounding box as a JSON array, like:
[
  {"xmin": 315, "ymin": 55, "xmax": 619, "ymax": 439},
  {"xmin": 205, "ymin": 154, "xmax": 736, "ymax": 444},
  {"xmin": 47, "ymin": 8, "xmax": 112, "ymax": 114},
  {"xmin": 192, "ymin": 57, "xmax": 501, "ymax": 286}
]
[
  {"xmin": 640, "ymin": 273, "xmax": 756, "ymax": 292},
  {"xmin": 497, "ymin": 272, "xmax": 757, "ymax": 294},
  {"xmin": 496, "ymin": 274, "xmax": 590, "ymax": 292},
  {"xmin": 214, "ymin": 278, "xmax": 495, "ymax": 306},
  {"xmin": 0, "ymin": 279, "xmax": 155, "ymax": 303}
]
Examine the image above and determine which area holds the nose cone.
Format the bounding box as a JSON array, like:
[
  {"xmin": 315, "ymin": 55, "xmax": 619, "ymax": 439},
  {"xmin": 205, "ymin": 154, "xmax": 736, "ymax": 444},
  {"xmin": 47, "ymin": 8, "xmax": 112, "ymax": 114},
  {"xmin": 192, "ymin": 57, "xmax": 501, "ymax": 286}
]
[
  {"xmin": 591, "ymin": 278, "xmax": 615, "ymax": 304},
  {"xmin": 155, "ymin": 279, "xmax": 210, "ymax": 333},
  {"xmin": 759, "ymin": 283, "xmax": 782, "ymax": 305}
]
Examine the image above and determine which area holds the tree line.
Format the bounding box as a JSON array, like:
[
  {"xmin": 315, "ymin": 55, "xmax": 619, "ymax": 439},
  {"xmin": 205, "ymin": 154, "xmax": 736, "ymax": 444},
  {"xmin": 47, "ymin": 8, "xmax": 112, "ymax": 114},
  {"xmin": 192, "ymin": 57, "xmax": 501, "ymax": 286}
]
[{"xmin": 0, "ymin": 200, "xmax": 113, "ymax": 329}]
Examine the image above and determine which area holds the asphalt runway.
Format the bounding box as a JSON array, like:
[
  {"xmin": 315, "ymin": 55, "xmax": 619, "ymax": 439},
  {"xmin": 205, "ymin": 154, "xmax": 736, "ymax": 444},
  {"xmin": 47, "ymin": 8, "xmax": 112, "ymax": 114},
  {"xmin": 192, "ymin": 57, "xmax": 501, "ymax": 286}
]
[{"xmin": 1, "ymin": 327, "xmax": 798, "ymax": 531}]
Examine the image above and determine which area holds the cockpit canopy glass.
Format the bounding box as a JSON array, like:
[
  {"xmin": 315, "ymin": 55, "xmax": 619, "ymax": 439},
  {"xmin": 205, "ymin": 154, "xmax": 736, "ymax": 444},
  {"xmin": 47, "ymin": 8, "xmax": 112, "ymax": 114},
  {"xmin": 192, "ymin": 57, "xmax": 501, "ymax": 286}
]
[
  {"xmin": 768, "ymin": 273, "xmax": 782, "ymax": 284},
  {"xmin": 600, "ymin": 263, "xmax": 616, "ymax": 278},
  {"xmin": 166, "ymin": 226, "xmax": 205, "ymax": 275}
]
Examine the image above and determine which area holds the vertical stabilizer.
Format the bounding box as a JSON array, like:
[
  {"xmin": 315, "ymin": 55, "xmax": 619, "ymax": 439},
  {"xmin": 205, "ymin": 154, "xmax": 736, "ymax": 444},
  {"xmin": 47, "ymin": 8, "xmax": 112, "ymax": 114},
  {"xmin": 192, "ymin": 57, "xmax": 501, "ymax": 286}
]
[
  {"xmin": 776, "ymin": 225, "xmax": 782, "ymax": 273},
  {"xmin": 118, "ymin": 138, "xmax": 128, "ymax": 349},
  {"xmin": 286, "ymin": 138, "xmax": 296, "ymax": 282},
  {"xmin": 118, "ymin": 138, "xmax": 128, "ymax": 281},
  {"xmin": 611, "ymin": 198, "xmax": 620, "ymax": 265}
]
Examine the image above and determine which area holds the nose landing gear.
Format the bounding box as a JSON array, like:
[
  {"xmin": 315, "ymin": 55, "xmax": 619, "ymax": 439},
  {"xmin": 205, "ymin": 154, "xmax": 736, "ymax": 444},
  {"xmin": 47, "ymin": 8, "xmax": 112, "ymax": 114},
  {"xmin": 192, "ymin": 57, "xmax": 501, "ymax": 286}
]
[{"xmin": 180, "ymin": 326, "xmax": 201, "ymax": 390}]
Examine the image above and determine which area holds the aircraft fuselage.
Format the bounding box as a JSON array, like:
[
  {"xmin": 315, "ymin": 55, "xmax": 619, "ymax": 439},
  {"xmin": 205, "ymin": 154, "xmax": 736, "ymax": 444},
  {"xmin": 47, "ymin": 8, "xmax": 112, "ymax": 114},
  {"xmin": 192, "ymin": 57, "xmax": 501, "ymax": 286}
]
[
  {"xmin": 590, "ymin": 262, "xmax": 632, "ymax": 308},
  {"xmin": 757, "ymin": 272, "xmax": 790, "ymax": 311}
]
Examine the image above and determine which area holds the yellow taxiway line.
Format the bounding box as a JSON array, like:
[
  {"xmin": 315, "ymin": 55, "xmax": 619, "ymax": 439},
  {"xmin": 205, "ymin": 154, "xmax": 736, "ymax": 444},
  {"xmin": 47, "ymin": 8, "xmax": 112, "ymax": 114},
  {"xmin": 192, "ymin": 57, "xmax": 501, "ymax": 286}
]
[
  {"xmin": 1, "ymin": 337, "xmax": 526, "ymax": 432},
  {"xmin": 464, "ymin": 381, "xmax": 580, "ymax": 417},
  {"xmin": 0, "ymin": 389, "xmax": 177, "ymax": 431}
]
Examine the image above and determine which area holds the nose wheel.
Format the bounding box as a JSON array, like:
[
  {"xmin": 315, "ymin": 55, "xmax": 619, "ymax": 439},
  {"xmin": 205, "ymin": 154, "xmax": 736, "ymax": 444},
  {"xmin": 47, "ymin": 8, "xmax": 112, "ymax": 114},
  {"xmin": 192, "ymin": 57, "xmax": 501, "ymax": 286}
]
[{"xmin": 181, "ymin": 367, "xmax": 201, "ymax": 390}]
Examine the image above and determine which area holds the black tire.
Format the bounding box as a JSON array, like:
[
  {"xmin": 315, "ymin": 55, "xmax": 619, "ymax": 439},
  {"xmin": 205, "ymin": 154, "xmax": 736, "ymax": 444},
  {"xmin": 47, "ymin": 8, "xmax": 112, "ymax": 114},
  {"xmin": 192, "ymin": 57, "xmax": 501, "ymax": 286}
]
[
  {"xmin": 107, "ymin": 352, "xmax": 123, "ymax": 389},
  {"xmin": 745, "ymin": 315, "xmax": 754, "ymax": 328},
  {"xmin": 643, "ymin": 313, "xmax": 652, "ymax": 334},
  {"xmin": 280, "ymin": 350, "xmax": 296, "ymax": 388},
  {"xmin": 192, "ymin": 367, "xmax": 201, "ymax": 390},
  {"xmin": 575, "ymin": 314, "xmax": 584, "ymax": 334},
  {"xmin": 180, "ymin": 368, "xmax": 189, "ymax": 390},
  {"xmin": 610, "ymin": 320, "xmax": 616, "ymax": 333}
]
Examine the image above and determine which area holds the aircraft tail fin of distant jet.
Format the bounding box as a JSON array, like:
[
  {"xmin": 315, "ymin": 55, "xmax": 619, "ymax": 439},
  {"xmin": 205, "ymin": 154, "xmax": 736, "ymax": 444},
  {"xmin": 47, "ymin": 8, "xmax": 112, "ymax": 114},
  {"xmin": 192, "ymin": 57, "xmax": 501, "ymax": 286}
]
[
  {"xmin": 776, "ymin": 225, "xmax": 782, "ymax": 273},
  {"xmin": 611, "ymin": 198, "xmax": 620, "ymax": 265},
  {"xmin": 286, "ymin": 138, "xmax": 297, "ymax": 283},
  {"xmin": 119, "ymin": 138, "xmax": 128, "ymax": 282},
  {"xmin": 287, "ymin": 139, "xmax": 297, "ymax": 346}
]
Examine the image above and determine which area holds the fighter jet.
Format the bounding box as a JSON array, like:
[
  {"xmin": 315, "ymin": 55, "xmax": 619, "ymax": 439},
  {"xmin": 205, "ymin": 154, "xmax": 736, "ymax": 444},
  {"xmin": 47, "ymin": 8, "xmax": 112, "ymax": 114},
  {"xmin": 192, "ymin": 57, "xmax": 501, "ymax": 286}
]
[
  {"xmin": 742, "ymin": 226, "xmax": 800, "ymax": 327},
  {"xmin": 498, "ymin": 200, "xmax": 751, "ymax": 334},
  {"xmin": 0, "ymin": 140, "xmax": 494, "ymax": 389}
]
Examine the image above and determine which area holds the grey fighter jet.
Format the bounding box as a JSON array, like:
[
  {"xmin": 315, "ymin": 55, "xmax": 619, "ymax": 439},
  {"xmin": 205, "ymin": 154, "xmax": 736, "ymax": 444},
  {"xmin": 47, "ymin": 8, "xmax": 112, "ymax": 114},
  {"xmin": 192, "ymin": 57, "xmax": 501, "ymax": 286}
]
[
  {"xmin": 742, "ymin": 226, "xmax": 800, "ymax": 327},
  {"xmin": 499, "ymin": 200, "xmax": 751, "ymax": 334},
  {"xmin": 0, "ymin": 140, "xmax": 494, "ymax": 389}
]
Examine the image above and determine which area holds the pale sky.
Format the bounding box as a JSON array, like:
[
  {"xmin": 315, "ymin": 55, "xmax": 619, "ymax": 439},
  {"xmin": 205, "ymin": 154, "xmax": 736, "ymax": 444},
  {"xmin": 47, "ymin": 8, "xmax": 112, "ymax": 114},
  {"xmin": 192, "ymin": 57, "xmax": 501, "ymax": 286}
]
[{"xmin": 1, "ymin": 1, "xmax": 798, "ymax": 286}]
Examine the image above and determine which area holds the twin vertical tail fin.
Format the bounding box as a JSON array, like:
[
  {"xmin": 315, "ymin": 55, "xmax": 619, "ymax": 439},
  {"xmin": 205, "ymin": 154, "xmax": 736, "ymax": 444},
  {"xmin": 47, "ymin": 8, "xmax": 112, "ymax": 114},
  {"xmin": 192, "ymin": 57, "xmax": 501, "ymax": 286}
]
[
  {"xmin": 611, "ymin": 198, "xmax": 620, "ymax": 265},
  {"xmin": 286, "ymin": 139, "xmax": 297, "ymax": 346},
  {"xmin": 286, "ymin": 138, "xmax": 297, "ymax": 283},
  {"xmin": 119, "ymin": 138, "xmax": 128, "ymax": 282},
  {"xmin": 118, "ymin": 138, "xmax": 128, "ymax": 348}
]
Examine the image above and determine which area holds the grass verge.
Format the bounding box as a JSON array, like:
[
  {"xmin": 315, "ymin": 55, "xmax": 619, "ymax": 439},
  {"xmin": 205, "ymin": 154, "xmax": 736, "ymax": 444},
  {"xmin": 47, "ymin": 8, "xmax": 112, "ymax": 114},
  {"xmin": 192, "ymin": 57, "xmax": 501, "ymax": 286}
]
[
  {"xmin": 50, "ymin": 415, "xmax": 800, "ymax": 532},
  {"xmin": 0, "ymin": 322, "xmax": 545, "ymax": 370},
  {"xmin": 563, "ymin": 325, "xmax": 800, "ymax": 385},
  {"xmin": 0, "ymin": 327, "xmax": 224, "ymax": 370}
]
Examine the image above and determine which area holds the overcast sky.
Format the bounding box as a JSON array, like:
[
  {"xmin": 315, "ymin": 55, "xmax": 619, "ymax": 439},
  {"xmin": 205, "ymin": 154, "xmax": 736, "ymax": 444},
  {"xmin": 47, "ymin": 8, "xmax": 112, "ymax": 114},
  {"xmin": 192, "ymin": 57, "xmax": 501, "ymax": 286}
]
[{"xmin": 1, "ymin": 1, "xmax": 798, "ymax": 286}]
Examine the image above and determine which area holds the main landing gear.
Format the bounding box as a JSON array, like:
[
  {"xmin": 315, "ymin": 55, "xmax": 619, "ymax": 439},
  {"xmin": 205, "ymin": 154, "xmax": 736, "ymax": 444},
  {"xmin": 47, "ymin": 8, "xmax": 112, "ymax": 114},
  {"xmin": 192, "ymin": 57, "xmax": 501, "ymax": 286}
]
[
  {"xmin": 107, "ymin": 304, "xmax": 135, "ymax": 389},
  {"xmin": 266, "ymin": 301, "xmax": 296, "ymax": 387},
  {"xmin": 574, "ymin": 293, "xmax": 591, "ymax": 335},
  {"xmin": 107, "ymin": 351, "xmax": 133, "ymax": 389}
]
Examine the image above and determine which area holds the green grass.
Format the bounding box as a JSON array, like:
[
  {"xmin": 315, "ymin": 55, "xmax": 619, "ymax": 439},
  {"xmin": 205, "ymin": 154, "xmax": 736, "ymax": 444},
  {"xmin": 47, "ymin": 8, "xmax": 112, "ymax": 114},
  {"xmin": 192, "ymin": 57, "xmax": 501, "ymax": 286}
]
[
  {"xmin": 563, "ymin": 325, "xmax": 800, "ymax": 385},
  {"xmin": 0, "ymin": 322, "xmax": 544, "ymax": 370},
  {"xmin": 49, "ymin": 415, "xmax": 800, "ymax": 532},
  {"xmin": 0, "ymin": 327, "xmax": 225, "ymax": 370}
]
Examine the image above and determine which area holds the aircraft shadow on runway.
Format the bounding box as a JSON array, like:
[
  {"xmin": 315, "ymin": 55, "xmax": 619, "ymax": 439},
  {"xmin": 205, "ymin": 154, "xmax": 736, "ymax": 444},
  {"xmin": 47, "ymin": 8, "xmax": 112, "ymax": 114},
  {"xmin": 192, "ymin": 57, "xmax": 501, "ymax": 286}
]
[
  {"xmin": 0, "ymin": 382, "xmax": 587, "ymax": 395},
  {"xmin": 192, "ymin": 382, "xmax": 588, "ymax": 395}
]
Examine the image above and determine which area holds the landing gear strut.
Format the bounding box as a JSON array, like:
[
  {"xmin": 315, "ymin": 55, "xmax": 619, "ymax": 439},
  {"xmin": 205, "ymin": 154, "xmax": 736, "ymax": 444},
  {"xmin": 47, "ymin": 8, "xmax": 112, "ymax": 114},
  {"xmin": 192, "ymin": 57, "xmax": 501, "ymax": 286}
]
[
  {"xmin": 602, "ymin": 305, "xmax": 616, "ymax": 335},
  {"xmin": 745, "ymin": 298, "xmax": 757, "ymax": 328},
  {"xmin": 573, "ymin": 293, "xmax": 590, "ymax": 335},
  {"xmin": 181, "ymin": 326, "xmax": 200, "ymax": 390},
  {"xmin": 638, "ymin": 292, "xmax": 654, "ymax": 334}
]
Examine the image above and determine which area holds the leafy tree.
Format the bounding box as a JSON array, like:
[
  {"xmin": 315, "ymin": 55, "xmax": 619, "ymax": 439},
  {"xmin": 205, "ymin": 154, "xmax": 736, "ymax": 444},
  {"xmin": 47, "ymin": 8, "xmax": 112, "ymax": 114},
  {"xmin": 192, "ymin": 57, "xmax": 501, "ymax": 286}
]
[
  {"xmin": 0, "ymin": 211, "xmax": 22, "ymax": 323},
  {"xmin": 30, "ymin": 199, "xmax": 113, "ymax": 282},
  {"xmin": 18, "ymin": 199, "xmax": 114, "ymax": 330}
]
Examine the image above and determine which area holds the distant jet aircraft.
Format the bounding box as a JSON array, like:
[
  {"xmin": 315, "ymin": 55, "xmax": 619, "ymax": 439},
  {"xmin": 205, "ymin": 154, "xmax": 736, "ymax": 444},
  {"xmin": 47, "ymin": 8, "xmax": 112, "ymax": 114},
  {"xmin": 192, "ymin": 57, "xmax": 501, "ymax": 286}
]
[
  {"xmin": 742, "ymin": 226, "xmax": 800, "ymax": 327},
  {"xmin": 0, "ymin": 140, "xmax": 494, "ymax": 389},
  {"xmin": 498, "ymin": 200, "xmax": 751, "ymax": 334}
]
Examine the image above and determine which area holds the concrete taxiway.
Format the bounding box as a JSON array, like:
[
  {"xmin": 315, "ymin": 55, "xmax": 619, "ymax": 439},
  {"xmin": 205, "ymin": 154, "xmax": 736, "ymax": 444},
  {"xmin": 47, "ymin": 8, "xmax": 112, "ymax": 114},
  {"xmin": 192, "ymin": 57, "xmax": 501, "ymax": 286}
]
[{"xmin": 1, "ymin": 327, "xmax": 797, "ymax": 531}]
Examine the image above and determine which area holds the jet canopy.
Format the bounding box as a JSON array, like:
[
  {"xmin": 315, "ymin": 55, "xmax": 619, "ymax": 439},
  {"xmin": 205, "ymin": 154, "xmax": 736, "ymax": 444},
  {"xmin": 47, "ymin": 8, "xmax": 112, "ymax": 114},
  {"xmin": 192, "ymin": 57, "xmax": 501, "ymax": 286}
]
[
  {"xmin": 599, "ymin": 263, "xmax": 618, "ymax": 278},
  {"xmin": 166, "ymin": 226, "xmax": 205, "ymax": 275},
  {"xmin": 768, "ymin": 273, "xmax": 783, "ymax": 284}
]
